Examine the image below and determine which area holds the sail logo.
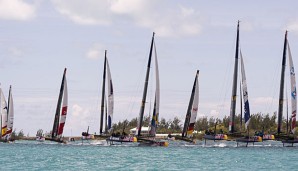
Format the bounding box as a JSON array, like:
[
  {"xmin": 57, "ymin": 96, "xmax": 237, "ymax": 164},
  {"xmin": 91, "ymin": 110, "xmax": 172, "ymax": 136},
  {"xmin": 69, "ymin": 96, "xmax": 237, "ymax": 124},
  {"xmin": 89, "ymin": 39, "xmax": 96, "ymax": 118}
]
[
  {"xmin": 291, "ymin": 67, "xmax": 295, "ymax": 76},
  {"xmin": 292, "ymin": 88, "xmax": 296, "ymax": 100},
  {"xmin": 192, "ymin": 108, "xmax": 198, "ymax": 112}
]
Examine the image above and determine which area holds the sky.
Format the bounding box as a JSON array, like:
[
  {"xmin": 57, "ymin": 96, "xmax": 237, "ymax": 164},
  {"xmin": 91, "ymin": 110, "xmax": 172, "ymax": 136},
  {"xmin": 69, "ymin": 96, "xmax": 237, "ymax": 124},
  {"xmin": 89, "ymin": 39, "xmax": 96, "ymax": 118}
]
[{"xmin": 1, "ymin": 0, "xmax": 298, "ymax": 136}]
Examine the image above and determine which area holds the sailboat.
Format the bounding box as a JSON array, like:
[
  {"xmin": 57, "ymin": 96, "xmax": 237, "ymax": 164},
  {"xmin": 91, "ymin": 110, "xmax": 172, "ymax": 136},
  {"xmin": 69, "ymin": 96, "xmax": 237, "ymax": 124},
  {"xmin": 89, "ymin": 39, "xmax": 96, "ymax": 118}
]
[
  {"xmin": 103, "ymin": 50, "xmax": 136, "ymax": 145},
  {"xmin": 45, "ymin": 68, "xmax": 68, "ymax": 143},
  {"xmin": 172, "ymin": 70, "xmax": 200, "ymax": 143},
  {"xmin": 134, "ymin": 32, "xmax": 168, "ymax": 147},
  {"xmin": 235, "ymin": 52, "xmax": 262, "ymax": 146},
  {"xmin": 87, "ymin": 50, "xmax": 113, "ymax": 140},
  {"xmin": 276, "ymin": 32, "xmax": 298, "ymax": 146},
  {"xmin": 0, "ymin": 85, "xmax": 14, "ymax": 142}
]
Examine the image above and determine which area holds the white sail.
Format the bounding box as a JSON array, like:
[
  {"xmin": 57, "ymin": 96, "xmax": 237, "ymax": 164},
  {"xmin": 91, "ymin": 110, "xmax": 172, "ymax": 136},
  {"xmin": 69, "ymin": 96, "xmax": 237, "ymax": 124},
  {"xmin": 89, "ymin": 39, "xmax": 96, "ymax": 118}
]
[
  {"xmin": 288, "ymin": 43, "xmax": 297, "ymax": 132},
  {"xmin": 149, "ymin": 42, "xmax": 160, "ymax": 136},
  {"xmin": 187, "ymin": 71, "xmax": 199, "ymax": 136},
  {"xmin": 57, "ymin": 77, "xmax": 68, "ymax": 137},
  {"xmin": 240, "ymin": 52, "xmax": 251, "ymax": 129},
  {"xmin": 106, "ymin": 59, "xmax": 114, "ymax": 130},
  {"xmin": 6, "ymin": 86, "xmax": 14, "ymax": 137},
  {"xmin": 0, "ymin": 88, "xmax": 8, "ymax": 137}
]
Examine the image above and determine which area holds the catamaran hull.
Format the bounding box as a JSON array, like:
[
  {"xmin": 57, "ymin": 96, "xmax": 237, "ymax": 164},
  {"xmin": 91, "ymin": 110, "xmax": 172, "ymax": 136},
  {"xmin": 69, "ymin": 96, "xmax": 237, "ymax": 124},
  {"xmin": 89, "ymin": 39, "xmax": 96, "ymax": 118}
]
[
  {"xmin": 204, "ymin": 134, "xmax": 228, "ymax": 140},
  {"xmin": 106, "ymin": 136, "xmax": 137, "ymax": 145}
]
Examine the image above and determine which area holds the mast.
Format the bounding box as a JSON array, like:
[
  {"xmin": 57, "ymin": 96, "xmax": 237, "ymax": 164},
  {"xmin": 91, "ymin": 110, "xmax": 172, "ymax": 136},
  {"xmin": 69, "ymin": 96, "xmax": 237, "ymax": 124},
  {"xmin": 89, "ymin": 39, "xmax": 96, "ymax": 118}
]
[
  {"xmin": 100, "ymin": 50, "xmax": 107, "ymax": 135},
  {"xmin": 229, "ymin": 21, "xmax": 240, "ymax": 133},
  {"xmin": 288, "ymin": 42, "xmax": 297, "ymax": 133},
  {"xmin": 182, "ymin": 70, "xmax": 199, "ymax": 137},
  {"xmin": 52, "ymin": 68, "xmax": 67, "ymax": 139},
  {"xmin": 137, "ymin": 32, "xmax": 155, "ymax": 137},
  {"xmin": 277, "ymin": 31, "xmax": 288, "ymax": 134}
]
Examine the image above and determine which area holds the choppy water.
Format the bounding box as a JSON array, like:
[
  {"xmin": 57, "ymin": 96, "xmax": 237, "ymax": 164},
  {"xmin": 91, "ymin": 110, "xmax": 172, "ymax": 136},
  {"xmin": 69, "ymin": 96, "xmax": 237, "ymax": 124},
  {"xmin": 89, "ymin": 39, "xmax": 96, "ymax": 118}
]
[{"xmin": 1, "ymin": 140, "xmax": 298, "ymax": 170}]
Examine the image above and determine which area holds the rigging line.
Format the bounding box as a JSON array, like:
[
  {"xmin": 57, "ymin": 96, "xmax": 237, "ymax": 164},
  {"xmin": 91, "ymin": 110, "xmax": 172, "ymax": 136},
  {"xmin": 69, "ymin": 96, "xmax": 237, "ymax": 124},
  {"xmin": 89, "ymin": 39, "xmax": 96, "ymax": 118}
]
[
  {"xmin": 126, "ymin": 42, "xmax": 151, "ymax": 118},
  {"xmin": 217, "ymin": 28, "xmax": 240, "ymax": 118},
  {"xmin": 265, "ymin": 53, "xmax": 283, "ymax": 115}
]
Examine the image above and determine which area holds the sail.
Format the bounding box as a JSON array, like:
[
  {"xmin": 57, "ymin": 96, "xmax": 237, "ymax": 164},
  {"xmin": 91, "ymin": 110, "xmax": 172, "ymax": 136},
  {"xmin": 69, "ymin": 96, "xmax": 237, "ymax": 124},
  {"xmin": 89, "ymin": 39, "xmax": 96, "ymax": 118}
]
[
  {"xmin": 57, "ymin": 76, "xmax": 68, "ymax": 137},
  {"xmin": 136, "ymin": 32, "xmax": 155, "ymax": 137},
  {"xmin": 229, "ymin": 21, "xmax": 240, "ymax": 133},
  {"xmin": 0, "ymin": 88, "xmax": 8, "ymax": 137},
  {"xmin": 149, "ymin": 41, "xmax": 160, "ymax": 136},
  {"xmin": 100, "ymin": 51, "xmax": 107, "ymax": 134},
  {"xmin": 240, "ymin": 52, "xmax": 250, "ymax": 129},
  {"xmin": 52, "ymin": 68, "xmax": 67, "ymax": 138},
  {"xmin": 182, "ymin": 70, "xmax": 199, "ymax": 137},
  {"xmin": 277, "ymin": 31, "xmax": 288, "ymax": 134},
  {"xmin": 288, "ymin": 43, "xmax": 297, "ymax": 132},
  {"xmin": 106, "ymin": 58, "xmax": 114, "ymax": 130},
  {"xmin": 187, "ymin": 71, "xmax": 199, "ymax": 137},
  {"xmin": 6, "ymin": 86, "xmax": 14, "ymax": 136}
]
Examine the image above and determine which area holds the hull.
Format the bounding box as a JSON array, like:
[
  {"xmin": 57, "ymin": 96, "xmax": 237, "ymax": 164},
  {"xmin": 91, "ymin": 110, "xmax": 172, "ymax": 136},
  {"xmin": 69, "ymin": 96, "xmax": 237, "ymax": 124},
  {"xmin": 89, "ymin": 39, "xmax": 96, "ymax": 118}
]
[
  {"xmin": 45, "ymin": 137, "xmax": 66, "ymax": 143},
  {"xmin": 137, "ymin": 137, "xmax": 168, "ymax": 147},
  {"xmin": 282, "ymin": 139, "xmax": 298, "ymax": 147},
  {"xmin": 262, "ymin": 134, "xmax": 275, "ymax": 141},
  {"xmin": 106, "ymin": 136, "xmax": 137, "ymax": 145},
  {"xmin": 204, "ymin": 134, "xmax": 228, "ymax": 140},
  {"xmin": 236, "ymin": 136, "xmax": 262, "ymax": 147},
  {"xmin": 36, "ymin": 136, "xmax": 45, "ymax": 142},
  {"xmin": 173, "ymin": 135, "xmax": 196, "ymax": 143}
]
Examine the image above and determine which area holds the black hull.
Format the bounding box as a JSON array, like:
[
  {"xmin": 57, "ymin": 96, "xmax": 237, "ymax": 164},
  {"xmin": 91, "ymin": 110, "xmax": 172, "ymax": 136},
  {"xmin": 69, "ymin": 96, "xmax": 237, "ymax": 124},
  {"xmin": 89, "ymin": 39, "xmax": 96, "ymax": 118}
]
[
  {"xmin": 137, "ymin": 137, "xmax": 168, "ymax": 147},
  {"xmin": 106, "ymin": 136, "xmax": 137, "ymax": 145},
  {"xmin": 174, "ymin": 136, "xmax": 195, "ymax": 143},
  {"xmin": 45, "ymin": 137, "xmax": 65, "ymax": 143},
  {"xmin": 236, "ymin": 137, "xmax": 262, "ymax": 147}
]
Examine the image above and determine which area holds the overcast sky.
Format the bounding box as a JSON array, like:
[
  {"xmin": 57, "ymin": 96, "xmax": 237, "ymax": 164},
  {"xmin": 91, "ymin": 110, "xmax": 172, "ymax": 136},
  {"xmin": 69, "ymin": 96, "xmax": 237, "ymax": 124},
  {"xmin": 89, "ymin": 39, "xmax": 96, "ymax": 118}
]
[{"xmin": 1, "ymin": 0, "xmax": 298, "ymax": 136}]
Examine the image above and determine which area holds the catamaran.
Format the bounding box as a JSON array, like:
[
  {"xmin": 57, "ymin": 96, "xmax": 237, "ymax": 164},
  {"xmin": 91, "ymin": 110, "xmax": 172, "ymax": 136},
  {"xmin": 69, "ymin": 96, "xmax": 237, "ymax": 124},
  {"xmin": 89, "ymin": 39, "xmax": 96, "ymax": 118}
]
[
  {"xmin": 173, "ymin": 70, "xmax": 200, "ymax": 144},
  {"xmin": 0, "ymin": 85, "xmax": 14, "ymax": 142},
  {"xmin": 235, "ymin": 52, "xmax": 262, "ymax": 147},
  {"xmin": 275, "ymin": 31, "xmax": 298, "ymax": 146},
  {"xmin": 45, "ymin": 68, "xmax": 68, "ymax": 143},
  {"xmin": 135, "ymin": 32, "xmax": 168, "ymax": 147},
  {"xmin": 101, "ymin": 50, "xmax": 137, "ymax": 145}
]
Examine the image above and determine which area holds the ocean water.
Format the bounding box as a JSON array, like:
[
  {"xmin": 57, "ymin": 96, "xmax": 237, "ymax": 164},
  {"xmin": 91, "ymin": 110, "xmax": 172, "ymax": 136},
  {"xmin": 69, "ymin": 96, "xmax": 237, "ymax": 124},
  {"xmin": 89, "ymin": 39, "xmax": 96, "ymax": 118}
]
[{"xmin": 1, "ymin": 140, "xmax": 298, "ymax": 171}]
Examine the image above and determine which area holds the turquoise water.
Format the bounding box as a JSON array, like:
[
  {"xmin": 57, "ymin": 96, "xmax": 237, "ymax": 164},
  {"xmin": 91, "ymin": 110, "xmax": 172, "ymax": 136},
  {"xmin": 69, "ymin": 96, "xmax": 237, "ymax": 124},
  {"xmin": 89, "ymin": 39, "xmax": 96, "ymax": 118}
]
[{"xmin": 1, "ymin": 140, "xmax": 298, "ymax": 170}]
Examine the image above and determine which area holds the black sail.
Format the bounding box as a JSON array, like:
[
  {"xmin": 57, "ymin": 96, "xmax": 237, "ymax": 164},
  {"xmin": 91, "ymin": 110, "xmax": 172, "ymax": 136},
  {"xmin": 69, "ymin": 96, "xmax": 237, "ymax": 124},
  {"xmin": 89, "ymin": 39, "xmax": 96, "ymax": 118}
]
[
  {"xmin": 229, "ymin": 21, "xmax": 240, "ymax": 133},
  {"xmin": 137, "ymin": 32, "xmax": 155, "ymax": 137}
]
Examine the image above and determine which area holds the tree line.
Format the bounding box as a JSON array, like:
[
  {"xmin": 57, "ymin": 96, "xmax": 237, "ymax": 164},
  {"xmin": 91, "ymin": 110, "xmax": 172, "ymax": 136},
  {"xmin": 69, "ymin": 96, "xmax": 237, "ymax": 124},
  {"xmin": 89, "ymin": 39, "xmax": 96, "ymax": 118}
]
[{"xmin": 111, "ymin": 113, "xmax": 297, "ymax": 135}]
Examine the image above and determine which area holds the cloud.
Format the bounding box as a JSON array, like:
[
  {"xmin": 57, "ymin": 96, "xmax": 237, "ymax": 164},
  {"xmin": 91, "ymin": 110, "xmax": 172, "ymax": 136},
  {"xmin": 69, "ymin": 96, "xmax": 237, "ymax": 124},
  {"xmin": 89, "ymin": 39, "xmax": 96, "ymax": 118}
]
[
  {"xmin": 251, "ymin": 97, "xmax": 277, "ymax": 106},
  {"xmin": 0, "ymin": 0, "xmax": 36, "ymax": 21},
  {"xmin": 286, "ymin": 20, "xmax": 298, "ymax": 35},
  {"xmin": 52, "ymin": 0, "xmax": 202, "ymax": 38},
  {"xmin": 86, "ymin": 43, "xmax": 106, "ymax": 60},
  {"xmin": 52, "ymin": 0, "xmax": 111, "ymax": 25}
]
